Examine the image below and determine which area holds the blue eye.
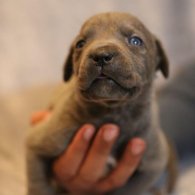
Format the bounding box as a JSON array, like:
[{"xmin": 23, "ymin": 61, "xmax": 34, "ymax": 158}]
[
  {"xmin": 76, "ymin": 40, "xmax": 86, "ymax": 49},
  {"xmin": 128, "ymin": 36, "xmax": 143, "ymax": 46}
]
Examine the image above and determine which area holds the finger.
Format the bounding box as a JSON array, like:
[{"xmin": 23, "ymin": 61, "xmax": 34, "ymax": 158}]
[
  {"xmin": 30, "ymin": 111, "xmax": 51, "ymax": 125},
  {"xmin": 96, "ymin": 138, "xmax": 146, "ymax": 193},
  {"xmin": 53, "ymin": 124, "xmax": 95, "ymax": 185},
  {"xmin": 76, "ymin": 124, "xmax": 119, "ymax": 185}
]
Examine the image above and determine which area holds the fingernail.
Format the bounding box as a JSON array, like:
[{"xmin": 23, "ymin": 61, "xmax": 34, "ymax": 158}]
[
  {"xmin": 131, "ymin": 142, "xmax": 144, "ymax": 155},
  {"xmin": 83, "ymin": 126, "xmax": 95, "ymax": 141},
  {"xmin": 103, "ymin": 126, "xmax": 119, "ymax": 142}
]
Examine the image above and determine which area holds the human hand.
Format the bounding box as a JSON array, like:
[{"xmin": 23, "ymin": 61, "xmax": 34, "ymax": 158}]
[
  {"xmin": 30, "ymin": 110, "xmax": 51, "ymax": 125},
  {"xmin": 31, "ymin": 112, "xmax": 146, "ymax": 194}
]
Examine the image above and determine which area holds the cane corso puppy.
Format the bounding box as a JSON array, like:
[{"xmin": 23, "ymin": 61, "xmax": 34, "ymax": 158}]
[{"xmin": 27, "ymin": 12, "xmax": 177, "ymax": 195}]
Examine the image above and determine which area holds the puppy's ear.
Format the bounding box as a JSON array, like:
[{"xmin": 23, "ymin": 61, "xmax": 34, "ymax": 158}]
[
  {"xmin": 63, "ymin": 47, "xmax": 74, "ymax": 82},
  {"xmin": 155, "ymin": 39, "xmax": 169, "ymax": 78}
]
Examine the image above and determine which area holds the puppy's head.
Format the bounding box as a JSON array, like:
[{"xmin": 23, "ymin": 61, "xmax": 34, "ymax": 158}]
[{"xmin": 63, "ymin": 12, "xmax": 169, "ymax": 102}]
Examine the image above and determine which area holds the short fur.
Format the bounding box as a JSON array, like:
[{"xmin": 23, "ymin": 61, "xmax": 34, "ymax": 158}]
[{"xmin": 26, "ymin": 12, "xmax": 177, "ymax": 195}]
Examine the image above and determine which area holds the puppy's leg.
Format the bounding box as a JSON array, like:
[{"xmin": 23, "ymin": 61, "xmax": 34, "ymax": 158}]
[
  {"xmin": 165, "ymin": 139, "xmax": 178, "ymax": 194},
  {"xmin": 27, "ymin": 121, "xmax": 76, "ymax": 195},
  {"xmin": 27, "ymin": 149, "xmax": 56, "ymax": 195}
]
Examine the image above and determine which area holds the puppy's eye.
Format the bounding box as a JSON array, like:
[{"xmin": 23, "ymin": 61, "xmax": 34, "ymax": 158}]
[
  {"xmin": 128, "ymin": 36, "xmax": 143, "ymax": 46},
  {"xmin": 76, "ymin": 40, "xmax": 86, "ymax": 49}
]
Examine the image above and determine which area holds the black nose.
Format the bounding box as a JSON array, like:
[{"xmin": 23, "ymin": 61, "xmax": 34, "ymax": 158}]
[{"xmin": 92, "ymin": 53, "xmax": 113, "ymax": 65}]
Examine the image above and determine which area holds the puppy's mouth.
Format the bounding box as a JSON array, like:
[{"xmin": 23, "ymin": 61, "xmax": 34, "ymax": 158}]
[
  {"xmin": 97, "ymin": 72, "xmax": 137, "ymax": 85},
  {"xmin": 92, "ymin": 73, "xmax": 116, "ymax": 86},
  {"xmin": 78, "ymin": 65, "xmax": 142, "ymax": 101},
  {"xmin": 90, "ymin": 72, "xmax": 141, "ymax": 97},
  {"xmin": 96, "ymin": 73, "xmax": 108, "ymax": 79}
]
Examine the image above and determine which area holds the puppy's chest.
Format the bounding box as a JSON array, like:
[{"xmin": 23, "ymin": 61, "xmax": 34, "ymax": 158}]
[
  {"xmin": 81, "ymin": 108, "xmax": 150, "ymax": 159},
  {"xmin": 92, "ymin": 112, "xmax": 133, "ymax": 132},
  {"xmin": 79, "ymin": 106, "xmax": 149, "ymax": 138}
]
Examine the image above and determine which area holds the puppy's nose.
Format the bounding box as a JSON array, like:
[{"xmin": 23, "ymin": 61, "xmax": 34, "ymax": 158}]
[{"xmin": 91, "ymin": 52, "xmax": 113, "ymax": 66}]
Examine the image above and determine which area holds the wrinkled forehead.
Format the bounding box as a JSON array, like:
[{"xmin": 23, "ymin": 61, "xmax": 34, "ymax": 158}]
[{"xmin": 79, "ymin": 13, "xmax": 153, "ymax": 39}]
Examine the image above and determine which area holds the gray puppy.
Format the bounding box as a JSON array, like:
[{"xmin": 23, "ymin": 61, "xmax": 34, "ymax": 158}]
[{"xmin": 27, "ymin": 12, "xmax": 177, "ymax": 195}]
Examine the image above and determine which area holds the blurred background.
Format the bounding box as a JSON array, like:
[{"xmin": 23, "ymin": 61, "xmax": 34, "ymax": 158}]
[{"xmin": 0, "ymin": 0, "xmax": 194, "ymax": 194}]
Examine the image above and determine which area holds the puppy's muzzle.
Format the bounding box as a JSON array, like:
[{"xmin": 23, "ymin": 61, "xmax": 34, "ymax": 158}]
[{"xmin": 79, "ymin": 42, "xmax": 142, "ymax": 99}]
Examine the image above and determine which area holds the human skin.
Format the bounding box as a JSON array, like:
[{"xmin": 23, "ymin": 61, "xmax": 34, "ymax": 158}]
[{"xmin": 31, "ymin": 111, "xmax": 146, "ymax": 194}]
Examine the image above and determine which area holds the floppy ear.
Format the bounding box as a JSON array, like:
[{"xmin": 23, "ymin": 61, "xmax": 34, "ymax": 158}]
[
  {"xmin": 155, "ymin": 39, "xmax": 169, "ymax": 78},
  {"xmin": 63, "ymin": 47, "xmax": 74, "ymax": 82}
]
